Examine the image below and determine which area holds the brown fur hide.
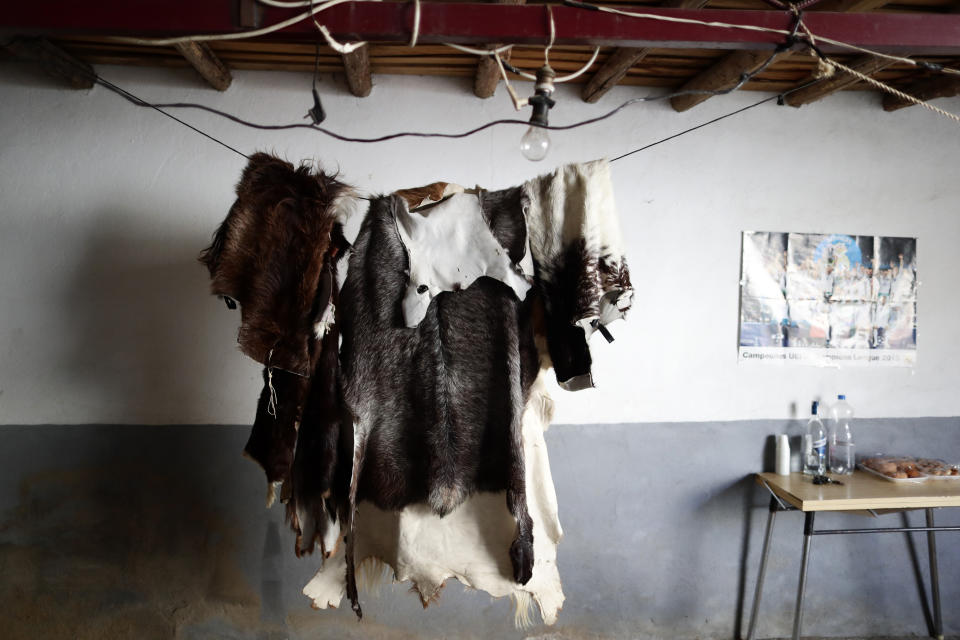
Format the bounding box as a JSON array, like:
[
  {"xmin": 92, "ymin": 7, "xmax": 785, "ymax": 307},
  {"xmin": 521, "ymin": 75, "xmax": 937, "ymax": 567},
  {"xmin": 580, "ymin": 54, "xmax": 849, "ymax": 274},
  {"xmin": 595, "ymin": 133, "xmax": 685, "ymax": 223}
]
[
  {"xmin": 199, "ymin": 152, "xmax": 351, "ymax": 376},
  {"xmin": 200, "ymin": 153, "xmax": 351, "ymax": 557}
]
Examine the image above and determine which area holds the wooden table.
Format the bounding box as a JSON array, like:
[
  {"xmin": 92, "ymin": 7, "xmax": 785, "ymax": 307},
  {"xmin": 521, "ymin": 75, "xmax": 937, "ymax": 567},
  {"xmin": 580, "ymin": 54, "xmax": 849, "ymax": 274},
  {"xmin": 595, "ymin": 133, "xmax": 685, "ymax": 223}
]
[{"xmin": 744, "ymin": 471, "xmax": 960, "ymax": 640}]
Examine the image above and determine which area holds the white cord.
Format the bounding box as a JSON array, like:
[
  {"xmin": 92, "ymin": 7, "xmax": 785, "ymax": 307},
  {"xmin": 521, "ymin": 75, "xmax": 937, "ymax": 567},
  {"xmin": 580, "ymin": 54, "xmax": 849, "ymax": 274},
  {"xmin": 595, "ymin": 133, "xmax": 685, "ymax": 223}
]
[
  {"xmin": 317, "ymin": 24, "xmax": 366, "ymax": 53},
  {"xmin": 544, "ymin": 5, "xmax": 555, "ymax": 67},
  {"xmin": 810, "ymin": 34, "xmax": 960, "ymax": 77},
  {"xmin": 309, "ymin": 0, "xmax": 366, "ymax": 53},
  {"xmin": 444, "ymin": 43, "xmax": 514, "ymax": 56},
  {"xmin": 598, "ymin": 4, "xmax": 960, "ymax": 77},
  {"xmin": 446, "ymin": 42, "xmax": 599, "ymax": 83},
  {"xmin": 554, "ymin": 47, "xmax": 601, "ymax": 83},
  {"xmin": 109, "ymin": 0, "xmax": 367, "ymax": 46},
  {"xmin": 107, "ymin": 0, "xmax": 959, "ymax": 83},
  {"xmin": 257, "ymin": 0, "xmax": 315, "ymax": 6},
  {"xmin": 493, "ymin": 51, "xmax": 528, "ymax": 111},
  {"xmin": 591, "ymin": 5, "xmax": 792, "ymax": 37},
  {"xmin": 410, "ymin": 0, "xmax": 421, "ymax": 47}
]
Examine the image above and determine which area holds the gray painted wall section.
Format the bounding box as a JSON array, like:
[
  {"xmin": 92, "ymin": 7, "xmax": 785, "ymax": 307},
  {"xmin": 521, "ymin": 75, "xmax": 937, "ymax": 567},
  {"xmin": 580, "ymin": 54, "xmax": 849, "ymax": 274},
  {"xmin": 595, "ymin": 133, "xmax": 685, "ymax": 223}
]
[{"xmin": 1, "ymin": 419, "xmax": 957, "ymax": 639}]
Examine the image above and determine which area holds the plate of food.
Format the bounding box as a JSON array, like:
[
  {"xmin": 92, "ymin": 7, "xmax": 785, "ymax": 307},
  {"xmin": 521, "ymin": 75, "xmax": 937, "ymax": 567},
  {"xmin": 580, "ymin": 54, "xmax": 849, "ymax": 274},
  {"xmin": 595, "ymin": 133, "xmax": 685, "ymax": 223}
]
[
  {"xmin": 858, "ymin": 455, "xmax": 928, "ymax": 483},
  {"xmin": 914, "ymin": 458, "xmax": 960, "ymax": 479}
]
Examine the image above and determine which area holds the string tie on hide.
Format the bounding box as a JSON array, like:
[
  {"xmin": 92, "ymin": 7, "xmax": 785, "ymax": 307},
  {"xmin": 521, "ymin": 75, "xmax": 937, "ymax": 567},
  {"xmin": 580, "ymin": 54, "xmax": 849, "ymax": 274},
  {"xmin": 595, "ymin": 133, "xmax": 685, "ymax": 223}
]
[{"xmin": 267, "ymin": 348, "xmax": 279, "ymax": 418}]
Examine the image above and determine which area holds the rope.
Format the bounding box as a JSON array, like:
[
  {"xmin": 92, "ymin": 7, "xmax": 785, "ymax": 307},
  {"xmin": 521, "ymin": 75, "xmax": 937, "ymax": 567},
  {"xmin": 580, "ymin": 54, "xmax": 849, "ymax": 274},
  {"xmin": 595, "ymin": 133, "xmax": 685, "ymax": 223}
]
[
  {"xmin": 824, "ymin": 58, "xmax": 960, "ymax": 124},
  {"xmin": 266, "ymin": 349, "xmax": 279, "ymax": 418}
]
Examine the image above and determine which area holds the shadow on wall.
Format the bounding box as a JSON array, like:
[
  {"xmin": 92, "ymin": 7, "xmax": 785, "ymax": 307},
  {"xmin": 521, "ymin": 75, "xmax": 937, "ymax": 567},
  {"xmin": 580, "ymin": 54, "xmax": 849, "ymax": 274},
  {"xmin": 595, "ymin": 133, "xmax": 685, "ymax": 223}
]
[
  {"xmin": 58, "ymin": 211, "xmax": 242, "ymax": 423},
  {"xmin": 0, "ymin": 426, "xmax": 532, "ymax": 640},
  {"xmin": 0, "ymin": 428, "xmax": 266, "ymax": 640}
]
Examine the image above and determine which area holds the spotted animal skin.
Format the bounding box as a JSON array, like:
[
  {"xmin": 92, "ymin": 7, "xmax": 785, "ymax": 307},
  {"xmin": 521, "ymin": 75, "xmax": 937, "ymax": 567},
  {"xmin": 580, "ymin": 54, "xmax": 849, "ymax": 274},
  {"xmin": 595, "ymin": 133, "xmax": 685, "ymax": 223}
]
[{"xmin": 339, "ymin": 191, "xmax": 539, "ymax": 617}]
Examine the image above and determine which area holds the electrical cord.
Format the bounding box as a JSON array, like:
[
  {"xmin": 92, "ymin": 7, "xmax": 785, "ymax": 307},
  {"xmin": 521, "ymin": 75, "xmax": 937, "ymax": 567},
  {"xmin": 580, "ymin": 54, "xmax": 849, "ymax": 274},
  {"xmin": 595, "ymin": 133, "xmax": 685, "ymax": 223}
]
[
  {"xmin": 94, "ymin": 75, "xmax": 251, "ymax": 159},
  {"xmin": 69, "ymin": 3, "xmax": 958, "ymax": 164},
  {"xmin": 93, "ymin": 45, "xmax": 790, "ymax": 145},
  {"xmin": 93, "ymin": 68, "xmax": 807, "ymax": 164},
  {"xmin": 562, "ymin": 0, "xmax": 960, "ymax": 78}
]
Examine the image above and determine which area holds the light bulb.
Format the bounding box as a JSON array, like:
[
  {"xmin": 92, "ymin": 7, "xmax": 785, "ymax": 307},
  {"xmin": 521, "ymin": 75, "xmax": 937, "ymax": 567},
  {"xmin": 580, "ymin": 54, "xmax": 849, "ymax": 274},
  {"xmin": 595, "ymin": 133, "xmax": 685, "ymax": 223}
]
[{"xmin": 520, "ymin": 125, "xmax": 550, "ymax": 162}]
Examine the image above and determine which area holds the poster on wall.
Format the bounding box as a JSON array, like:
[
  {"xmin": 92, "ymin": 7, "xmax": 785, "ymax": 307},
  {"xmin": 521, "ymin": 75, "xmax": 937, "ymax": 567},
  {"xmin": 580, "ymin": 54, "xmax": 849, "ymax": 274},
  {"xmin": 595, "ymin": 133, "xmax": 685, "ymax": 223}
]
[{"xmin": 738, "ymin": 231, "xmax": 917, "ymax": 367}]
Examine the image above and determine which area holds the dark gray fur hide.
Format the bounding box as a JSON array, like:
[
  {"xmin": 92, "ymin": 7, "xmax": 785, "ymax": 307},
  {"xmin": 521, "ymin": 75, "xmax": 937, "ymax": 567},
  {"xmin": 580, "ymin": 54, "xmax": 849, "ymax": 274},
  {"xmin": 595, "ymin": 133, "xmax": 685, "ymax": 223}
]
[{"xmin": 338, "ymin": 189, "xmax": 539, "ymax": 618}]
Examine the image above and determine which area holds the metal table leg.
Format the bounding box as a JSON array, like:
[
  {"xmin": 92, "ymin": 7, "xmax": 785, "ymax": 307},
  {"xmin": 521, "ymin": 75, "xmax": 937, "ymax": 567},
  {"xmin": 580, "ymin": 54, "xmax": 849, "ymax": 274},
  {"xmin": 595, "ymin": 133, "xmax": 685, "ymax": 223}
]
[
  {"xmin": 792, "ymin": 511, "xmax": 816, "ymax": 640},
  {"xmin": 926, "ymin": 508, "xmax": 943, "ymax": 640},
  {"xmin": 744, "ymin": 497, "xmax": 779, "ymax": 640}
]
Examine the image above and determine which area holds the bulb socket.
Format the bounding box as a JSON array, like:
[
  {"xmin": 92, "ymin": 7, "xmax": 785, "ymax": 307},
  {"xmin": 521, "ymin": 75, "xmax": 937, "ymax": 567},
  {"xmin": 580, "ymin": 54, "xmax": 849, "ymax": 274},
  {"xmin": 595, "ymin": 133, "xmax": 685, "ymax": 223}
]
[{"xmin": 528, "ymin": 64, "xmax": 557, "ymax": 127}]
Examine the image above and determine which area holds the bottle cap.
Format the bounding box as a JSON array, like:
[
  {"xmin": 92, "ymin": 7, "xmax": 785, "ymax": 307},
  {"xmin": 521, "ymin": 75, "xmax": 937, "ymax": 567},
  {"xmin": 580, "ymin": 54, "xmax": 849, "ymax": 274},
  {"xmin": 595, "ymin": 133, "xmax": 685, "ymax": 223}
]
[
  {"xmin": 838, "ymin": 394, "xmax": 846, "ymax": 400},
  {"xmin": 812, "ymin": 400, "xmax": 819, "ymax": 415}
]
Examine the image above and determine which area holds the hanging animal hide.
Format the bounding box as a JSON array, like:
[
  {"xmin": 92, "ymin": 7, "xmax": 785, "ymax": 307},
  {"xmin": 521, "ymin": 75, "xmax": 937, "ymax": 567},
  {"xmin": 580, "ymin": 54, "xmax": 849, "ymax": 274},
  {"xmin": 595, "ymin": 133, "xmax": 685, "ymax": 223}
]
[
  {"xmin": 524, "ymin": 159, "xmax": 633, "ymax": 390},
  {"xmin": 200, "ymin": 152, "xmax": 354, "ymax": 554},
  {"xmin": 203, "ymin": 155, "xmax": 631, "ymax": 627},
  {"xmin": 338, "ymin": 188, "xmax": 540, "ymax": 618},
  {"xmin": 303, "ymin": 367, "xmax": 565, "ymax": 626}
]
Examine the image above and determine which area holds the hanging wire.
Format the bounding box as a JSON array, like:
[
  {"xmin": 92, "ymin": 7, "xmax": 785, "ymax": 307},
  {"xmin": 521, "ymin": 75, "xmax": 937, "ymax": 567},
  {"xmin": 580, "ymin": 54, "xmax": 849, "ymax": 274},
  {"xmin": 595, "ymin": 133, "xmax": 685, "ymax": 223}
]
[
  {"xmin": 94, "ymin": 75, "xmax": 250, "ymax": 159},
  {"xmin": 44, "ymin": 0, "xmax": 958, "ymax": 163},
  {"xmin": 609, "ymin": 94, "xmax": 781, "ymax": 162}
]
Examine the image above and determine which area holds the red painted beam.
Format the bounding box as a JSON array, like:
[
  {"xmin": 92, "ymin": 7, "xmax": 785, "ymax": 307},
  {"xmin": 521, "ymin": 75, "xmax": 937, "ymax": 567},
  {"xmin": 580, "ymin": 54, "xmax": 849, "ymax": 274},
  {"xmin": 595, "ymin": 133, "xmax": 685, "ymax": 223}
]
[{"xmin": 4, "ymin": 1, "xmax": 960, "ymax": 54}]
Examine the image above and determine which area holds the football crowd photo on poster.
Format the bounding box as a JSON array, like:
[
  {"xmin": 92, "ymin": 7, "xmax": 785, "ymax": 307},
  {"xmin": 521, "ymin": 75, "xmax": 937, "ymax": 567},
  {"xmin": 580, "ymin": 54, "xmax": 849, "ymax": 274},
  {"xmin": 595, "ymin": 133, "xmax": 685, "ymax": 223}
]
[{"xmin": 739, "ymin": 231, "xmax": 917, "ymax": 366}]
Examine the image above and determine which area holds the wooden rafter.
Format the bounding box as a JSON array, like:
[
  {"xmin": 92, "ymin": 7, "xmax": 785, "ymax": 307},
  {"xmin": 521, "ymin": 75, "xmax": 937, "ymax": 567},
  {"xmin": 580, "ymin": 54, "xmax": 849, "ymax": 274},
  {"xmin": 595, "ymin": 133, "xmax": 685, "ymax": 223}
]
[
  {"xmin": 784, "ymin": 54, "xmax": 897, "ymax": 107},
  {"xmin": 883, "ymin": 74, "xmax": 960, "ymax": 111},
  {"xmin": 341, "ymin": 45, "xmax": 372, "ymax": 97},
  {"xmin": 668, "ymin": 0, "xmax": 897, "ymax": 112},
  {"xmin": 4, "ymin": 37, "xmax": 94, "ymax": 89},
  {"xmin": 670, "ymin": 49, "xmax": 791, "ymax": 112},
  {"xmin": 581, "ymin": 0, "xmax": 708, "ymax": 104},
  {"xmin": 473, "ymin": 0, "xmax": 525, "ymax": 99},
  {"xmin": 174, "ymin": 41, "xmax": 232, "ymax": 90}
]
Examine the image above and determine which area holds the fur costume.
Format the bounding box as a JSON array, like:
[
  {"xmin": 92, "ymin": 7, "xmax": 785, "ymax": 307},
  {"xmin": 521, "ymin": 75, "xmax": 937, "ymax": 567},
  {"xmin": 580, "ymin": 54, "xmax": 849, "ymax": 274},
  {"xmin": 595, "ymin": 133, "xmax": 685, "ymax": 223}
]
[{"xmin": 203, "ymin": 155, "xmax": 631, "ymax": 627}]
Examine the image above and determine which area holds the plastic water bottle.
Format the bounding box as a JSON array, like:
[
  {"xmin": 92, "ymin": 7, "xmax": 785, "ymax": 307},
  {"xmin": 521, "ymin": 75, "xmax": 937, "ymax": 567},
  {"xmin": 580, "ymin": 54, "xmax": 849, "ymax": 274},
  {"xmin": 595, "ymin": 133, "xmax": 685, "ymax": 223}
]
[
  {"xmin": 829, "ymin": 394, "xmax": 855, "ymax": 475},
  {"xmin": 803, "ymin": 401, "xmax": 827, "ymax": 476}
]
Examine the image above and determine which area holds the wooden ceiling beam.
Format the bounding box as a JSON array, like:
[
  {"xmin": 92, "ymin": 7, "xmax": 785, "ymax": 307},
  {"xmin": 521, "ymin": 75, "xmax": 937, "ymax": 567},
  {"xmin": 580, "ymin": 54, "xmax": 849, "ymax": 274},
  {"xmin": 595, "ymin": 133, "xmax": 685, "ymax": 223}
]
[
  {"xmin": 783, "ymin": 54, "xmax": 897, "ymax": 106},
  {"xmin": 341, "ymin": 45, "xmax": 372, "ymax": 97},
  {"xmin": 173, "ymin": 41, "xmax": 231, "ymax": 90},
  {"xmin": 473, "ymin": 0, "xmax": 525, "ymax": 100},
  {"xmin": 4, "ymin": 36, "xmax": 94, "ymax": 88},
  {"xmin": 6, "ymin": 2, "xmax": 960, "ymax": 54},
  {"xmin": 582, "ymin": 47, "xmax": 650, "ymax": 103},
  {"xmin": 581, "ymin": 0, "xmax": 708, "ymax": 104},
  {"xmin": 670, "ymin": 48, "xmax": 791, "ymax": 112},
  {"xmin": 882, "ymin": 74, "xmax": 960, "ymax": 111},
  {"xmin": 669, "ymin": 0, "xmax": 895, "ymax": 112}
]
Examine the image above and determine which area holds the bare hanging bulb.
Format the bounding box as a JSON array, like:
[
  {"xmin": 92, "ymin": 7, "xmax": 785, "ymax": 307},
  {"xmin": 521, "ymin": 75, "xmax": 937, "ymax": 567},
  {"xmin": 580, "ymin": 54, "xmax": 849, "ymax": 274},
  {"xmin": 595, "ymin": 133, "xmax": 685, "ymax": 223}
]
[
  {"xmin": 521, "ymin": 65, "xmax": 556, "ymax": 162},
  {"xmin": 520, "ymin": 126, "xmax": 550, "ymax": 161}
]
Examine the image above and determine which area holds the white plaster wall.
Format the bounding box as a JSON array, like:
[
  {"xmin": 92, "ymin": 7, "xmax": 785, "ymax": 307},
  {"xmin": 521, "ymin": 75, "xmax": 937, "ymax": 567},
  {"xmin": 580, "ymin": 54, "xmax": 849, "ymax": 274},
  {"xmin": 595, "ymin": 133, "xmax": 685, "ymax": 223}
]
[{"xmin": 1, "ymin": 62, "xmax": 959, "ymax": 424}]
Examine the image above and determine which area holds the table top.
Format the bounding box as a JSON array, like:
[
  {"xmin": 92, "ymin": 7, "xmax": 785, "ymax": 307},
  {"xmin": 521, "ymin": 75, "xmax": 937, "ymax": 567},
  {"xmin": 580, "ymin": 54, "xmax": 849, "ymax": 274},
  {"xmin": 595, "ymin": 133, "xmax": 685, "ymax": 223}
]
[{"xmin": 756, "ymin": 471, "xmax": 960, "ymax": 511}]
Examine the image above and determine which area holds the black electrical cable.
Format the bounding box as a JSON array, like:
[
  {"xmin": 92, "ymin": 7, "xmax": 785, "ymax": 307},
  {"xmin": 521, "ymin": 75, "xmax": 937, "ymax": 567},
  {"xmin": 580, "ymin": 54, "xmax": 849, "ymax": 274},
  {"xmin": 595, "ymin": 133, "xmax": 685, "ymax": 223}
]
[
  {"xmin": 81, "ymin": 29, "xmax": 823, "ymax": 164},
  {"xmin": 93, "ymin": 45, "xmax": 788, "ymax": 145},
  {"xmin": 610, "ymin": 95, "xmax": 779, "ymax": 163},
  {"xmin": 94, "ymin": 76, "xmax": 250, "ymax": 160}
]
